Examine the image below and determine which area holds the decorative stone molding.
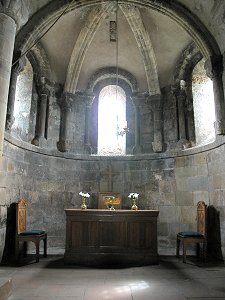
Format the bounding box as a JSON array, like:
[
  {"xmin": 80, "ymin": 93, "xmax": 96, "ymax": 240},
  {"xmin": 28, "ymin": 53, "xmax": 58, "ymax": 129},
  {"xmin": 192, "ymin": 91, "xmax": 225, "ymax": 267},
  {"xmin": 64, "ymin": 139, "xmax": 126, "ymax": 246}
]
[
  {"xmin": 38, "ymin": 77, "xmax": 51, "ymax": 97},
  {"xmin": 58, "ymin": 92, "xmax": 74, "ymax": 112},
  {"xmin": 174, "ymin": 42, "xmax": 203, "ymax": 84},
  {"xmin": 145, "ymin": 94, "xmax": 162, "ymax": 111},
  {"xmin": 88, "ymin": 67, "xmax": 137, "ymax": 94},
  {"xmin": 27, "ymin": 43, "xmax": 52, "ymax": 81},
  {"xmin": 131, "ymin": 93, "xmax": 148, "ymax": 108},
  {"xmin": 85, "ymin": 93, "xmax": 95, "ymax": 107}
]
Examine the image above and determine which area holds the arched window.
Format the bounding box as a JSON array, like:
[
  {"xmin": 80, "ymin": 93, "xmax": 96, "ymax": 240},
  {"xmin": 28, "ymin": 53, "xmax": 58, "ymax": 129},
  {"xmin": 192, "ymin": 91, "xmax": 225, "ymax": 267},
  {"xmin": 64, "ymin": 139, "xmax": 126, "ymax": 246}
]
[
  {"xmin": 98, "ymin": 85, "xmax": 126, "ymax": 155},
  {"xmin": 13, "ymin": 59, "xmax": 34, "ymax": 142},
  {"xmin": 192, "ymin": 60, "xmax": 215, "ymax": 146}
]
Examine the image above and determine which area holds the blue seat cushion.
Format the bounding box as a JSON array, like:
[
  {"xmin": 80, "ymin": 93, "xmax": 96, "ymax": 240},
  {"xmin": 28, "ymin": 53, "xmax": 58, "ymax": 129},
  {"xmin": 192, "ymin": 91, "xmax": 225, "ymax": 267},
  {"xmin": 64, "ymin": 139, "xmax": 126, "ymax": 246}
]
[
  {"xmin": 177, "ymin": 231, "xmax": 204, "ymax": 238},
  {"xmin": 19, "ymin": 230, "xmax": 46, "ymax": 236}
]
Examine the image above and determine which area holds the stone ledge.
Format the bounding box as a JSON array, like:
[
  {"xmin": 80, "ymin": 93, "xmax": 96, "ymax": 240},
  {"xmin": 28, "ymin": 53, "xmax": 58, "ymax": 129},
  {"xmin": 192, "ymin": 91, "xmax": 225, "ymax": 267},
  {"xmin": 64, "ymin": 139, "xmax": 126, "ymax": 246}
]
[
  {"xmin": 0, "ymin": 278, "xmax": 12, "ymax": 300},
  {"xmin": 4, "ymin": 131, "xmax": 225, "ymax": 161}
]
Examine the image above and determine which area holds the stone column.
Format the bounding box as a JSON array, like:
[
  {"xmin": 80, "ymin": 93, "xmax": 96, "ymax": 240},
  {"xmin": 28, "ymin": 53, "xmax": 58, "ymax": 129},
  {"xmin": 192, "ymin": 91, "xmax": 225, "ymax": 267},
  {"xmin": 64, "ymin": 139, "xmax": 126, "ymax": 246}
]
[
  {"xmin": 0, "ymin": 12, "xmax": 17, "ymax": 158},
  {"xmin": 57, "ymin": 92, "xmax": 74, "ymax": 152},
  {"xmin": 177, "ymin": 89, "xmax": 187, "ymax": 141},
  {"xmin": 0, "ymin": 1, "xmax": 29, "ymax": 263},
  {"xmin": 131, "ymin": 94, "xmax": 143, "ymax": 154},
  {"xmin": 84, "ymin": 93, "xmax": 94, "ymax": 154},
  {"xmin": 0, "ymin": 1, "xmax": 28, "ymax": 157},
  {"xmin": 205, "ymin": 55, "xmax": 225, "ymax": 135},
  {"xmin": 172, "ymin": 82, "xmax": 191, "ymax": 149},
  {"xmin": 151, "ymin": 96, "xmax": 163, "ymax": 153},
  {"xmin": 5, "ymin": 56, "xmax": 26, "ymax": 131},
  {"xmin": 31, "ymin": 78, "xmax": 50, "ymax": 147}
]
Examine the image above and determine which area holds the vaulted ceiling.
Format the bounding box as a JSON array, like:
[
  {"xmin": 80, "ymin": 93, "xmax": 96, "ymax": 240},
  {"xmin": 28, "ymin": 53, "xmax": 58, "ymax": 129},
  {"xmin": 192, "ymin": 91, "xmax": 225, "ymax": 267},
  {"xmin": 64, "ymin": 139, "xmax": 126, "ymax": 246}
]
[{"xmin": 16, "ymin": 0, "xmax": 223, "ymax": 94}]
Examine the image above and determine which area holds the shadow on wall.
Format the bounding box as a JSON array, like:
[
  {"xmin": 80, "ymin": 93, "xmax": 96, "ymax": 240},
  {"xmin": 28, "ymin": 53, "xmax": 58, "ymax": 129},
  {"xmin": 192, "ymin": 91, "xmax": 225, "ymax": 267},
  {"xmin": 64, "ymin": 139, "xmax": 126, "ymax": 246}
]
[
  {"xmin": 1, "ymin": 203, "xmax": 16, "ymax": 264},
  {"xmin": 207, "ymin": 205, "xmax": 223, "ymax": 261}
]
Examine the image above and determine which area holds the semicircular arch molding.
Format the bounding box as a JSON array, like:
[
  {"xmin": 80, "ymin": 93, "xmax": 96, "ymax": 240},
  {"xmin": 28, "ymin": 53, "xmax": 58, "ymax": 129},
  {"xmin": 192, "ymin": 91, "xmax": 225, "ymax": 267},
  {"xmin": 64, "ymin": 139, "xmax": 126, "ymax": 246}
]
[
  {"xmin": 88, "ymin": 67, "xmax": 138, "ymax": 96},
  {"xmin": 26, "ymin": 42, "xmax": 52, "ymax": 82},
  {"xmin": 174, "ymin": 42, "xmax": 203, "ymax": 84}
]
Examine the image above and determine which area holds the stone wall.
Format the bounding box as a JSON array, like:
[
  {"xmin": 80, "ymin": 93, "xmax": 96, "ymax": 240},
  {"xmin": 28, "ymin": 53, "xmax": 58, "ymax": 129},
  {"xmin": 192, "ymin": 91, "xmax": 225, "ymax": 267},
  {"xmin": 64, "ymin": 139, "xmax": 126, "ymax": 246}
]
[{"xmin": 0, "ymin": 134, "xmax": 225, "ymax": 261}]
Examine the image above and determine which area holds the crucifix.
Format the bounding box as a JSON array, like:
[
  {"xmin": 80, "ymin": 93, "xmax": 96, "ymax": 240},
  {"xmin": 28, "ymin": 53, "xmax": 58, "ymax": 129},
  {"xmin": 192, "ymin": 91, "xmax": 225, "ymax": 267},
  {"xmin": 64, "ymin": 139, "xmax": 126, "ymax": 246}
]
[{"xmin": 100, "ymin": 162, "xmax": 119, "ymax": 192}]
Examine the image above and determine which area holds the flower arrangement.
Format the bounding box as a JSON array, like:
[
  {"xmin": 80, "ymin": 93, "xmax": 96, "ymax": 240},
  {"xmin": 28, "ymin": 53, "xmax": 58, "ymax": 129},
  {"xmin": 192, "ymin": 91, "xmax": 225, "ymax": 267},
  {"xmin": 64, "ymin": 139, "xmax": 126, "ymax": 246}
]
[
  {"xmin": 79, "ymin": 192, "xmax": 90, "ymax": 209},
  {"xmin": 128, "ymin": 193, "xmax": 139, "ymax": 199},
  {"xmin": 79, "ymin": 192, "xmax": 90, "ymax": 198},
  {"xmin": 128, "ymin": 193, "xmax": 139, "ymax": 210}
]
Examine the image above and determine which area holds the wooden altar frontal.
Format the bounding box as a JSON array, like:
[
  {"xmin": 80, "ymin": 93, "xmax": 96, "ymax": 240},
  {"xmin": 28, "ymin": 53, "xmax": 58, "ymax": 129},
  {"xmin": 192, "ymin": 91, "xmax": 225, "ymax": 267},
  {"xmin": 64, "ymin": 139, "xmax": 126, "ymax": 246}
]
[{"xmin": 64, "ymin": 209, "xmax": 159, "ymax": 266}]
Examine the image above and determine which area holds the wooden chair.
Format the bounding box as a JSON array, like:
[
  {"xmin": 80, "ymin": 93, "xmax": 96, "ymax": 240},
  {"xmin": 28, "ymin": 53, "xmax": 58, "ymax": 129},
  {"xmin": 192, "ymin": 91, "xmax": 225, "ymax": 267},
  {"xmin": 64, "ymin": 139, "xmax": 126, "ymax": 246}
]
[
  {"xmin": 176, "ymin": 201, "xmax": 207, "ymax": 263},
  {"xmin": 16, "ymin": 198, "xmax": 47, "ymax": 263}
]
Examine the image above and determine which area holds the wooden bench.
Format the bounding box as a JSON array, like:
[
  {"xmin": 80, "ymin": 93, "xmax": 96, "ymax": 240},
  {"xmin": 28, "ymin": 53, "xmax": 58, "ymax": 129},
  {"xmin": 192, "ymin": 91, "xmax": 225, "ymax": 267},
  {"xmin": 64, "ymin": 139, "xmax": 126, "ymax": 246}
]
[
  {"xmin": 16, "ymin": 198, "xmax": 47, "ymax": 263},
  {"xmin": 176, "ymin": 201, "xmax": 207, "ymax": 263}
]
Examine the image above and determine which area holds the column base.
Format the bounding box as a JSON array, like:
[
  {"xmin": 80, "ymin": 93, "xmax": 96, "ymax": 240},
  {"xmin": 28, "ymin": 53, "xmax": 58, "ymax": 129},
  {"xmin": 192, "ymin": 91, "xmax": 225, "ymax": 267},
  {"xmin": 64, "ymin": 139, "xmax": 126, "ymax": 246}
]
[
  {"xmin": 57, "ymin": 140, "xmax": 70, "ymax": 152},
  {"xmin": 152, "ymin": 141, "xmax": 163, "ymax": 153},
  {"xmin": 214, "ymin": 120, "xmax": 225, "ymax": 135}
]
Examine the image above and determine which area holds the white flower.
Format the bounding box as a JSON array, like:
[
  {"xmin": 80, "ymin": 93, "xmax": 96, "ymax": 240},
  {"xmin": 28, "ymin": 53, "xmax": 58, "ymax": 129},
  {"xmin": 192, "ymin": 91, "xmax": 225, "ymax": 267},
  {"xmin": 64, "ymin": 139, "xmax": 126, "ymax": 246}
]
[
  {"xmin": 79, "ymin": 192, "xmax": 90, "ymax": 198},
  {"xmin": 128, "ymin": 193, "xmax": 139, "ymax": 199}
]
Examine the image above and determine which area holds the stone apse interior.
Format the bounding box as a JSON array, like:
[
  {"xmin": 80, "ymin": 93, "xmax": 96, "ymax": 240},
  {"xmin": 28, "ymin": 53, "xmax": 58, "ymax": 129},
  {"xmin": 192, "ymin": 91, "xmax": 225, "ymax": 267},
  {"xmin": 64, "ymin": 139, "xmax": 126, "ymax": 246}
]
[{"xmin": 0, "ymin": 0, "xmax": 225, "ymax": 261}]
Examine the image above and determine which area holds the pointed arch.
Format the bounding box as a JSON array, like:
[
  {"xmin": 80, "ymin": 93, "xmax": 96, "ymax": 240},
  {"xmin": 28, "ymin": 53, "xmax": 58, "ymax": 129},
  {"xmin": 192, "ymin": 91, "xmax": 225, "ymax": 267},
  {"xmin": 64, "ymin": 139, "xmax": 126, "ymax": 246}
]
[
  {"xmin": 64, "ymin": 2, "xmax": 117, "ymax": 93},
  {"xmin": 120, "ymin": 4, "xmax": 160, "ymax": 95}
]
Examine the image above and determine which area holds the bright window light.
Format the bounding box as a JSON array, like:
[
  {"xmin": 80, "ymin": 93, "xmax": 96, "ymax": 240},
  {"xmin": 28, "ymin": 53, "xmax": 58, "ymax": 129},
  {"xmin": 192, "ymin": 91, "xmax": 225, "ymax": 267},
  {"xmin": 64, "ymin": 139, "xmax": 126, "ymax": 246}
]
[
  {"xmin": 193, "ymin": 78, "xmax": 215, "ymax": 146},
  {"xmin": 98, "ymin": 85, "xmax": 126, "ymax": 155}
]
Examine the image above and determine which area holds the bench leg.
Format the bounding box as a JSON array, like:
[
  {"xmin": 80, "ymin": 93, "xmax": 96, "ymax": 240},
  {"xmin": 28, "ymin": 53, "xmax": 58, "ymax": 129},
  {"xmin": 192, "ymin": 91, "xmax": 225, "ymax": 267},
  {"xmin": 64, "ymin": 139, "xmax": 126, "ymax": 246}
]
[
  {"xmin": 15, "ymin": 239, "xmax": 19, "ymax": 261},
  {"xmin": 23, "ymin": 242, "xmax": 28, "ymax": 257},
  {"xmin": 182, "ymin": 241, "xmax": 187, "ymax": 263},
  {"xmin": 35, "ymin": 242, "xmax": 40, "ymax": 263},
  {"xmin": 196, "ymin": 242, "xmax": 200, "ymax": 258},
  {"xmin": 176, "ymin": 238, "xmax": 180, "ymax": 258},
  {"xmin": 43, "ymin": 237, "xmax": 47, "ymax": 258},
  {"xmin": 203, "ymin": 241, "xmax": 207, "ymax": 262}
]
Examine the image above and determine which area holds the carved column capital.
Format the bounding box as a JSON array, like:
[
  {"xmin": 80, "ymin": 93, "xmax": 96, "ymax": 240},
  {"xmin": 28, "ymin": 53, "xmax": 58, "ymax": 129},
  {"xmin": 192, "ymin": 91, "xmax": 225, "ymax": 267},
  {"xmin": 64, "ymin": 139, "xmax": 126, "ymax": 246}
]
[
  {"xmin": 145, "ymin": 94, "xmax": 162, "ymax": 111},
  {"xmin": 131, "ymin": 93, "xmax": 147, "ymax": 107},
  {"xmin": 171, "ymin": 84, "xmax": 186, "ymax": 99},
  {"xmin": 38, "ymin": 77, "xmax": 52, "ymax": 97},
  {"xmin": 204, "ymin": 55, "xmax": 223, "ymax": 80},
  {"xmin": 12, "ymin": 56, "xmax": 26, "ymax": 75},
  {"xmin": 85, "ymin": 93, "xmax": 95, "ymax": 107},
  {"xmin": 58, "ymin": 92, "xmax": 75, "ymax": 111},
  {"xmin": 0, "ymin": 0, "xmax": 29, "ymax": 28}
]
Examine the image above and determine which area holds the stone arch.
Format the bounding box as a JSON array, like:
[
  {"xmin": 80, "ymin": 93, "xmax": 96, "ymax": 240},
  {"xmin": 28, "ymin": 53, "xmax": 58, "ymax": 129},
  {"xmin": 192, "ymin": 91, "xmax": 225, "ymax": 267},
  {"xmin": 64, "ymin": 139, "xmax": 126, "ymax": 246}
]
[
  {"xmin": 64, "ymin": 2, "xmax": 160, "ymax": 95},
  {"xmin": 87, "ymin": 67, "xmax": 137, "ymax": 154},
  {"xmin": 120, "ymin": 4, "xmax": 160, "ymax": 95},
  {"xmin": 14, "ymin": 0, "xmax": 221, "ymax": 64},
  {"xmin": 173, "ymin": 42, "xmax": 203, "ymax": 147},
  {"xmin": 27, "ymin": 42, "xmax": 52, "ymax": 82},
  {"xmin": 87, "ymin": 67, "xmax": 138, "ymax": 96},
  {"xmin": 174, "ymin": 42, "xmax": 203, "ymax": 84},
  {"xmin": 64, "ymin": 2, "xmax": 118, "ymax": 93}
]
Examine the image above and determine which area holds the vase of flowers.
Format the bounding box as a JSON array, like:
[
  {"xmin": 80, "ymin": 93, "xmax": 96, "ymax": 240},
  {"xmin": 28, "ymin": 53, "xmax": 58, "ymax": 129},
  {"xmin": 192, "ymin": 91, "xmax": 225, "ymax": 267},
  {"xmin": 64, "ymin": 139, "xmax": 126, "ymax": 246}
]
[
  {"xmin": 79, "ymin": 192, "xmax": 90, "ymax": 209},
  {"xmin": 128, "ymin": 193, "xmax": 139, "ymax": 210}
]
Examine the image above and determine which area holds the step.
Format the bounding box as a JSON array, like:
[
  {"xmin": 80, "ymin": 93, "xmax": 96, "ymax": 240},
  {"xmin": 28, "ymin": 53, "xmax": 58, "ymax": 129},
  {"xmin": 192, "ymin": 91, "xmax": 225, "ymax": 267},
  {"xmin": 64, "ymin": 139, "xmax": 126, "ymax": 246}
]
[{"xmin": 0, "ymin": 278, "xmax": 12, "ymax": 300}]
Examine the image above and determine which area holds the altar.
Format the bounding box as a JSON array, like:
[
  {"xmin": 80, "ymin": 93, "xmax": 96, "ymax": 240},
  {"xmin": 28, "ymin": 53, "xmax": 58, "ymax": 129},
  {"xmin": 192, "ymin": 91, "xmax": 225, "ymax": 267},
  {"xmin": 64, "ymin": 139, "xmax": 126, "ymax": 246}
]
[{"xmin": 64, "ymin": 209, "xmax": 159, "ymax": 266}]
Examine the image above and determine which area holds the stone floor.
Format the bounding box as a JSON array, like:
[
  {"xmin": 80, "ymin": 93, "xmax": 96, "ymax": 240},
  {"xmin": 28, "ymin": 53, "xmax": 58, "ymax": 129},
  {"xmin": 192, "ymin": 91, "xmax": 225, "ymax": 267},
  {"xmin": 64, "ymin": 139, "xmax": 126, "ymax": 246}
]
[{"xmin": 0, "ymin": 255, "xmax": 225, "ymax": 300}]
